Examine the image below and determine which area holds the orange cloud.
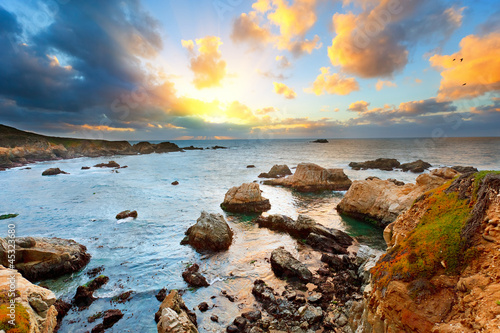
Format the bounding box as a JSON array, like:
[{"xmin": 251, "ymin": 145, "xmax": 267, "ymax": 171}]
[
  {"xmin": 375, "ymin": 80, "xmax": 397, "ymax": 91},
  {"xmin": 256, "ymin": 107, "xmax": 277, "ymax": 115},
  {"xmin": 232, "ymin": 0, "xmax": 321, "ymax": 56},
  {"xmin": 182, "ymin": 36, "xmax": 227, "ymax": 89},
  {"xmin": 429, "ymin": 32, "xmax": 500, "ymax": 101},
  {"xmin": 66, "ymin": 124, "xmax": 136, "ymax": 132},
  {"xmin": 305, "ymin": 67, "xmax": 359, "ymax": 96},
  {"xmin": 348, "ymin": 100, "xmax": 370, "ymax": 112},
  {"xmin": 274, "ymin": 82, "xmax": 296, "ymax": 99}
]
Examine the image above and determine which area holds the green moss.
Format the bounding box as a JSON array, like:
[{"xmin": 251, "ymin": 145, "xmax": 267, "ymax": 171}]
[
  {"xmin": 0, "ymin": 303, "xmax": 31, "ymax": 333},
  {"xmin": 0, "ymin": 214, "xmax": 18, "ymax": 220},
  {"xmin": 371, "ymin": 182, "xmax": 473, "ymax": 289}
]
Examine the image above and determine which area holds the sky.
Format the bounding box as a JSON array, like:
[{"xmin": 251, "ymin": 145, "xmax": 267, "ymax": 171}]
[{"xmin": 0, "ymin": 0, "xmax": 499, "ymax": 140}]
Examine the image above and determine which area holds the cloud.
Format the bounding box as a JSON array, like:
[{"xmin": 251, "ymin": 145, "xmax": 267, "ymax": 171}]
[
  {"xmin": 429, "ymin": 32, "xmax": 500, "ymax": 101},
  {"xmin": 470, "ymin": 98, "xmax": 500, "ymax": 114},
  {"xmin": 183, "ymin": 36, "xmax": 227, "ymax": 89},
  {"xmin": 305, "ymin": 67, "xmax": 359, "ymax": 96},
  {"xmin": 256, "ymin": 107, "xmax": 277, "ymax": 115},
  {"xmin": 328, "ymin": 1, "xmax": 465, "ymax": 78},
  {"xmin": 348, "ymin": 100, "xmax": 370, "ymax": 112},
  {"xmin": 375, "ymin": 80, "xmax": 397, "ymax": 91},
  {"xmin": 231, "ymin": 0, "xmax": 321, "ymax": 57},
  {"xmin": 276, "ymin": 55, "xmax": 291, "ymax": 68},
  {"xmin": 257, "ymin": 69, "xmax": 288, "ymax": 80},
  {"xmin": 273, "ymin": 82, "xmax": 296, "ymax": 99}
]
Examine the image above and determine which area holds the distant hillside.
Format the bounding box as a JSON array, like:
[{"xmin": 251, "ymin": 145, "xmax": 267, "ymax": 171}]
[{"xmin": 0, "ymin": 124, "xmax": 184, "ymax": 169}]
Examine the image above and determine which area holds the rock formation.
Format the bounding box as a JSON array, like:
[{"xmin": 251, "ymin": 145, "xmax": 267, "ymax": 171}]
[
  {"xmin": 220, "ymin": 183, "xmax": 271, "ymax": 213},
  {"xmin": 156, "ymin": 290, "xmax": 198, "ymax": 333},
  {"xmin": 0, "ymin": 237, "xmax": 91, "ymax": 282},
  {"xmin": 0, "ymin": 265, "xmax": 58, "ymax": 333},
  {"xmin": 349, "ymin": 158, "xmax": 432, "ymax": 173},
  {"xmin": 352, "ymin": 171, "xmax": 500, "ymax": 333},
  {"xmin": 337, "ymin": 168, "xmax": 460, "ymax": 227},
  {"xmin": 256, "ymin": 214, "xmax": 353, "ymax": 254},
  {"xmin": 182, "ymin": 264, "xmax": 209, "ymax": 288},
  {"xmin": 115, "ymin": 210, "xmax": 138, "ymax": 219},
  {"xmin": 181, "ymin": 212, "xmax": 233, "ymax": 252},
  {"xmin": 311, "ymin": 139, "xmax": 328, "ymax": 143},
  {"xmin": 264, "ymin": 163, "xmax": 352, "ymax": 192},
  {"xmin": 42, "ymin": 168, "xmax": 69, "ymax": 176},
  {"xmin": 258, "ymin": 164, "xmax": 292, "ymax": 178},
  {"xmin": 270, "ymin": 247, "xmax": 313, "ymax": 282}
]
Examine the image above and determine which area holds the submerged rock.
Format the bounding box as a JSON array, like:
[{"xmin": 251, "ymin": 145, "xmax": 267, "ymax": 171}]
[
  {"xmin": 94, "ymin": 160, "xmax": 120, "ymax": 168},
  {"xmin": 73, "ymin": 275, "xmax": 109, "ymax": 309},
  {"xmin": 42, "ymin": 167, "xmax": 69, "ymax": 176},
  {"xmin": 337, "ymin": 168, "xmax": 460, "ymax": 227},
  {"xmin": 220, "ymin": 183, "xmax": 271, "ymax": 213},
  {"xmin": 0, "ymin": 237, "xmax": 91, "ymax": 282},
  {"xmin": 270, "ymin": 247, "xmax": 313, "ymax": 282},
  {"xmin": 182, "ymin": 263, "xmax": 209, "ymax": 288},
  {"xmin": 263, "ymin": 163, "xmax": 352, "ymax": 192},
  {"xmin": 181, "ymin": 211, "xmax": 233, "ymax": 252},
  {"xmin": 0, "ymin": 265, "xmax": 58, "ymax": 333},
  {"xmin": 258, "ymin": 164, "xmax": 292, "ymax": 178},
  {"xmin": 156, "ymin": 290, "xmax": 198, "ymax": 333},
  {"xmin": 116, "ymin": 210, "xmax": 138, "ymax": 219}
]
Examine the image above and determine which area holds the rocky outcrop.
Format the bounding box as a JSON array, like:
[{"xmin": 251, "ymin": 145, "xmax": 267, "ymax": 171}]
[
  {"xmin": 311, "ymin": 139, "xmax": 328, "ymax": 143},
  {"xmin": 256, "ymin": 214, "xmax": 354, "ymax": 254},
  {"xmin": 156, "ymin": 290, "xmax": 198, "ymax": 333},
  {"xmin": 41, "ymin": 168, "xmax": 69, "ymax": 176},
  {"xmin": 181, "ymin": 211, "xmax": 233, "ymax": 252},
  {"xmin": 264, "ymin": 163, "xmax": 352, "ymax": 192},
  {"xmin": 182, "ymin": 264, "xmax": 209, "ymax": 288},
  {"xmin": 220, "ymin": 183, "xmax": 271, "ymax": 213},
  {"xmin": 115, "ymin": 210, "xmax": 138, "ymax": 219},
  {"xmin": 349, "ymin": 158, "xmax": 432, "ymax": 173},
  {"xmin": 0, "ymin": 237, "xmax": 91, "ymax": 282},
  {"xmin": 0, "ymin": 265, "xmax": 58, "ymax": 333},
  {"xmin": 337, "ymin": 168, "xmax": 460, "ymax": 227},
  {"xmin": 352, "ymin": 171, "xmax": 500, "ymax": 333},
  {"xmin": 73, "ymin": 275, "xmax": 109, "ymax": 309},
  {"xmin": 93, "ymin": 161, "xmax": 120, "ymax": 168},
  {"xmin": 270, "ymin": 247, "xmax": 313, "ymax": 282},
  {"xmin": 258, "ymin": 164, "xmax": 292, "ymax": 178},
  {"xmin": 452, "ymin": 165, "xmax": 478, "ymax": 174}
]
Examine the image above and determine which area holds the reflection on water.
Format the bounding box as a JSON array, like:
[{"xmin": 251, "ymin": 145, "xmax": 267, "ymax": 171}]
[{"xmin": 0, "ymin": 137, "xmax": 498, "ymax": 332}]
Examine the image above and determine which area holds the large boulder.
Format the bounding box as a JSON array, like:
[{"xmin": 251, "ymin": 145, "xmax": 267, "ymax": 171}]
[
  {"xmin": 258, "ymin": 165, "xmax": 292, "ymax": 178},
  {"xmin": 270, "ymin": 247, "xmax": 312, "ymax": 282},
  {"xmin": 337, "ymin": 168, "xmax": 460, "ymax": 227},
  {"xmin": 0, "ymin": 265, "xmax": 58, "ymax": 333},
  {"xmin": 263, "ymin": 163, "xmax": 352, "ymax": 192},
  {"xmin": 156, "ymin": 290, "xmax": 198, "ymax": 333},
  {"xmin": 181, "ymin": 212, "xmax": 233, "ymax": 252},
  {"xmin": 182, "ymin": 264, "xmax": 209, "ymax": 288},
  {"xmin": 400, "ymin": 159, "xmax": 432, "ymax": 173},
  {"xmin": 220, "ymin": 183, "xmax": 271, "ymax": 213},
  {"xmin": 256, "ymin": 214, "xmax": 353, "ymax": 254},
  {"xmin": 0, "ymin": 237, "xmax": 91, "ymax": 282},
  {"xmin": 116, "ymin": 210, "xmax": 138, "ymax": 219}
]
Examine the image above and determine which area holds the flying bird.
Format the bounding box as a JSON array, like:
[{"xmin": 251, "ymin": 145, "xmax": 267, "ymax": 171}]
[
  {"xmin": 453, "ymin": 59, "xmax": 456, "ymax": 61},
  {"xmin": 463, "ymin": 83, "xmax": 467, "ymax": 86},
  {"xmin": 460, "ymin": 58, "xmax": 463, "ymax": 62}
]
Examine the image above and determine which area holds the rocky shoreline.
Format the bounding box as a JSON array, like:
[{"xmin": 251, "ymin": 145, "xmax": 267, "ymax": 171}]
[{"xmin": 0, "ymin": 124, "xmax": 221, "ymax": 170}]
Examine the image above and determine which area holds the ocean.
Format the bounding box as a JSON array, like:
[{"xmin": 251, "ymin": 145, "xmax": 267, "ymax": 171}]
[{"xmin": 1, "ymin": 137, "xmax": 499, "ymax": 332}]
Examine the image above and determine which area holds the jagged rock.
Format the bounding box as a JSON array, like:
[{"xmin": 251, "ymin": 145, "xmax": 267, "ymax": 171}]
[
  {"xmin": 252, "ymin": 280, "xmax": 277, "ymax": 304},
  {"xmin": 0, "ymin": 237, "xmax": 91, "ymax": 282},
  {"xmin": 211, "ymin": 146, "xmax": 227, "ymax": 149},
  {"xmin": 452, "ymin": 165, "xmax": 478, "ymax": 174},
  {"xmin": 256, "ymin": 214, "xmax": 354, "ymax": 252},
  {"xmin": 181, "ymin": 211, "xmax": 233, "ymax": 252},
  {"xmin": 270, "ymin": 247, "xmax": 312, "ymax": 282},
  {"xmin": 349, "ymin": 158, "xmax": 400, "ymax": 171},
  {"xmin": 242, "ymin": 310, "xmax": 262, "ymax": 322},
  {"xmin": 182, "ymin": 146, "xmax": 203, "ymax": 150},
  {"xmin": 258, "ymin": 164, "xmax": 292, "ymax": 178},
  {"xmin": 133, "ymin": 142, "xmax": 156, "ymax": 154},
  {"xmin": 94, "ymin": 161, "xmax": 120, "ymax": 168},
  {"xmin": 102, "ymin": 309, "xmax": 123, "ymax": 328},
  {"xmin": 182, "ymin": 264, "xmax": 209, "ymax": 288},
  {"xmin": 198, "ymin": 302, "xmax": 209, "ymax": 312},
  {"xmin": 0, "ymin": 265, "xmax": 58, "ymax": 333},
  {"xmin": 115, "ymin": 210, "xmax": 138, "ymax": 219},
  {"xmin": 263, "ymin": 163, "xmax": 352, "ymax": 192},
  {"xmin": 81, "ymin": 166, "xmax": 90, "ymax": 170},
  {"xmin": 297, "ymin": 304, "xmax": 323, "ymax": 324},
  {"xmin": 400, "ymin": 159, "xmax": 432, "ymax": 173},
  {"xmin": 337, "ymin": 168, "xmax": 460, "ymax": 227},
  {"xmin": 42, "ymin": 168, "xmax": 69, "ymax": 176},
  {"xmin": 73, "ymin": 275, "xmax": 109, "ymax": 308},
  {"xmin": 220, "ymin": 183, "xmax": 271, "ymax": 213},
  {"xmin": 156, "ymin": 290, "xmax": 198, "ymax": 333}
]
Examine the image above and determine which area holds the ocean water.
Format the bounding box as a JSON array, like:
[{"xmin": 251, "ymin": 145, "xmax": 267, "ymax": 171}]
[{"xmin": 1, "ymin": 137, "xmax": 499, "ymax": 332}]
